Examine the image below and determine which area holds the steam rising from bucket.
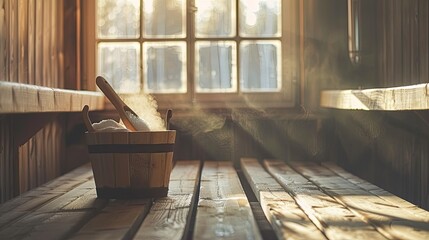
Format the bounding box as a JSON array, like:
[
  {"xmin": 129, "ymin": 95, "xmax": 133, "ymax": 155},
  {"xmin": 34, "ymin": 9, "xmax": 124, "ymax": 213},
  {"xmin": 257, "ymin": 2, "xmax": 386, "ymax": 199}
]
[{"xmin": 121, "ymin": 94, "xmax": 166, "ymax": 131}]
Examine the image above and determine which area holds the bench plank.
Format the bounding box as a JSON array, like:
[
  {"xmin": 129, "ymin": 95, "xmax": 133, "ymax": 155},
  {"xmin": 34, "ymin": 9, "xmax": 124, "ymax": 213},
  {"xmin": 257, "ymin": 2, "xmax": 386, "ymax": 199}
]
[
  {"xmin": 134, "ymin": 160, "xmax": 201, "ymax": 240},
  {"xmin": 0, "ymin": 164, "xmax": 94, "ymax": 229},
  {"xmin": 194, "ymin": 161, "xmax": 262, "ymax": 240},
  {"xmin": 289, "ymin": 161, "xmax": 429, "ymax": 240},
  {"xmin": 0, "ymin": 176, "xmax": 104, "ymax": 239},
  {"xmin": 322, "ymin": 162, "xmax": 429, "ymax": 220},
  {"xmin": 264, "ymin": 159, "xmax": 387, "ymax": 240},
  {"xmin": 70, "ymin": 199, "xmax": 151, "ymax": 240},
  {"xmin": 240, "ymin": 158, "xmax": 326, "ymax": 240}
]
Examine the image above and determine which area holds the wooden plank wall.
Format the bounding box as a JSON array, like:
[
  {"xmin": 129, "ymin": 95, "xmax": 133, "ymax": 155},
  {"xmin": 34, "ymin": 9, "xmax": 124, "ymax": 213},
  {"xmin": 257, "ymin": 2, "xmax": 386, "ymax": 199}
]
[
  {"xmin": 169, "ymin": 111, "xmax": 327, "ymax": 169},
  {"xmin": 351, "ymin": 0, "xmax": 429, "ymax": 209},
  {"xmin": 378, "ymin": 0, "xmax": 429, "ymax": 87},
  {"xmin": 305, "ymin": 0, "xmax": 429, "ymax": 209},
  {"xmin": 0, "ymin": 0, "xmax": 77, "ymax": 202}
]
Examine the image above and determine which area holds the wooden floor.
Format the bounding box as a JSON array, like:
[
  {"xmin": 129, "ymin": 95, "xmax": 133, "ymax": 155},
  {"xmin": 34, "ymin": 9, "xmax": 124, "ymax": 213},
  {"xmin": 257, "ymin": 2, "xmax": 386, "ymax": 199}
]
[{"xmin": 1, "ymin": 159, "xmax": 429, "ymax": 240}]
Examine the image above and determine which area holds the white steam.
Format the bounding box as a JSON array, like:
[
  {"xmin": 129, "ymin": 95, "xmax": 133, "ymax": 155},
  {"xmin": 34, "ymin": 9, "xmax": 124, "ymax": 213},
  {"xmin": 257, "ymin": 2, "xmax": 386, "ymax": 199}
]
[{"xmin": 121, "ymin": 94, "xmax": 166, "ymax": 131}]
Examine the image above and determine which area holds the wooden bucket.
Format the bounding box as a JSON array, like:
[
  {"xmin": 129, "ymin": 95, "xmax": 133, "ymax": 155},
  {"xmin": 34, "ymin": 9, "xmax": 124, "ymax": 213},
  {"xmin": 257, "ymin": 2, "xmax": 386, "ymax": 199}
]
[{"xmin": 86, "ymin": 130, "xmax": 176, "ymax": 198}]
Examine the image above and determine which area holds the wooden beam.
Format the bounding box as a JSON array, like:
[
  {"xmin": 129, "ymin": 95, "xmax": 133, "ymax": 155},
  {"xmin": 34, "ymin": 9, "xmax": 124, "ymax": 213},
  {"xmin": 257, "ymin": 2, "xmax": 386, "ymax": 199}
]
[{"xmin": 320, "ymin": 83, "xmax": 429, "ymax": 110}]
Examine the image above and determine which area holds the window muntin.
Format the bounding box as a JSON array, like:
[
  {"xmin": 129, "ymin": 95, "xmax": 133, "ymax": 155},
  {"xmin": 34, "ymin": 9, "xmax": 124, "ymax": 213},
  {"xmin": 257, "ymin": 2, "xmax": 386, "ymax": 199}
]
[{"xmin": 95, "ymin": 0, "xmax": 288, "ymax": 106}]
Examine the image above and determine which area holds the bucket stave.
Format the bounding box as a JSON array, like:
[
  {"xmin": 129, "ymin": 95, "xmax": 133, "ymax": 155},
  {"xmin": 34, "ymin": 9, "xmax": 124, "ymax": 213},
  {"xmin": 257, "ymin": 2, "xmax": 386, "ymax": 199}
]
[{"xmin": 86, "ymin": 130, "xmax": 176, "ymax": 198}]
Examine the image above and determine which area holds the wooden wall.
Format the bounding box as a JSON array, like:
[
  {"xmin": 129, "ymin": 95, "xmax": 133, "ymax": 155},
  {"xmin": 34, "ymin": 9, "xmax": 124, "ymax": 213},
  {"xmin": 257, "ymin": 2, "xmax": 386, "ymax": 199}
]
[
  {"xmin": 307, "ymin": 0, "xmax": 429, "ymax": 210},
  {"xmin": 378, "ymin": 0, "xmax": 429, "ymax": 87},
  {"xmin": 0, "ymin": 0, "xmax": 80, "ymax": 203}
]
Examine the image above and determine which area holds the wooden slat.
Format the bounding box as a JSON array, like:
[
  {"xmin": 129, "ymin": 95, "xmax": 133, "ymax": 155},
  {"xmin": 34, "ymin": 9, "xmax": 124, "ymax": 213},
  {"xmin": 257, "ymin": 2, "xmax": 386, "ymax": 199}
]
[
  {"xmin": 0, "ymin": 81, "xmax": 104, "ymax": 113},
  {"xmin": 96, "ymin": 133, "xmax": 115, "ymax": 188},
  {"xmin": 0, "ymin": 0, "xmax": 5, "ymax": 81},
  {"xmin": 193, "ymin": 161, "xmax": 262, "ymax": 240},
  {"xmin": 113, "ymin": 132, "xmax": 130, "ymax": 188},
  {"xmin": 322, "ymin": 162, "xmax": 429, "ymax": 220},
  {"xmin": 17, "ymin": 0, "xmax": 28, "ymax": 85},
  {"xmin": 420, "ymin": 0, "xmax": 429, "ymax": 85},
  {"xmin": 27, "ymin": 0, "xmax": 35, "ymax": 85},
  {"xmin": 8, "ymin": 0, "xmax": 18, "ymax": 83},
  {"xmin": 289, "ymin": 161, "xmax": 429, "ymax": 240},
  {"xmin": 134, "ymin": 160, "xmax": 201, "ymax": 240},
  {"xmin": 321, "ymin": 83, "xmax": 429, "ymax": 110},
  {"xmin": 34, "ymin": 0, "xmax": 42, "ymax": 86},
  {"xmin": 71, "ymin": 161, "xmax": 201, "ymax": 240},
  {"xmin": 0, "ymin": 164, "xmax": 93, "ymax": 229},
  {"xmin": 240, "ymin": 158, "xmax": 326, "ymax": 240},
  {"xmin": 264, "ymin": 159, "xmax": 387, "ymax": 240},
  {"xmin": 69, "ymin": 199, "xmax": 150, "ymax": 240},
  {"xmin": 0, "ymin": 166, "xmax": 105, "ymax": 239}
]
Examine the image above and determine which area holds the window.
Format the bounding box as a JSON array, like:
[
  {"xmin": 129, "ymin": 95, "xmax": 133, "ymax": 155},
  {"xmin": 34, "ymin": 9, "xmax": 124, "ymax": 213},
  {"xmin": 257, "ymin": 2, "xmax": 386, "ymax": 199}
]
[{"xmin": 83, "ymin": 0, "xmax": 298, "ymax": 108}]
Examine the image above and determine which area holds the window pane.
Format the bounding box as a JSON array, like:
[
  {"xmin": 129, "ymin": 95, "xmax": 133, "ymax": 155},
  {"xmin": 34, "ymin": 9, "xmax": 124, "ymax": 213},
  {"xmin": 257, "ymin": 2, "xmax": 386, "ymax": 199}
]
[
  {"xmin": 143, "ymin": 42, "xmax": 186, "ymax": 93},
  {"xmin": 239, "ymin": 0, "xmax": 281, "ymax": 37},
  {"xmin": 195, "ymin": 41, "xmax": 236, "ymax": 93},
  {"xmin": 97, "ymin": 0, "xmax": 140, "ymax": 39},
  {"xmin": 195, "ymin": 0, "xmax": 236, "ymax": 38},
  {"xmin": 143, "ymin": 0, "xmax": 186, "ymax": 38},
  {"xmin": 240, "ymin": 41, "xmax": 281, "ymax": 92},
  {"xmin": 97, "ymin": 42, "xmax": 140, "ymax": 93}
]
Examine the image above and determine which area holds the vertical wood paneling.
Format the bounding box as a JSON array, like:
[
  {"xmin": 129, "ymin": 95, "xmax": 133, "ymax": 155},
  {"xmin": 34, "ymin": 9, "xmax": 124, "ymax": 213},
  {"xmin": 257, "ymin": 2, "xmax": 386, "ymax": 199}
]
[
  {"xmin": 34, "ymin": 0, "xmax": 42, "ymax": 86},
  {"xmin": 393, "ymin": 0, "xmax": 403, "ymax": 86},
  {"xmin": 27, "ymin": 0, "xmax": 34, "ymax": 85},
  {"xmin": 410, "ymin": 0, "xmax": 419, "ymax": 85},
  {"xmin": 0, "ymin": 0, "xmax": 6, "ymax": 81},
  {"xmin": 63, "ymin": 0, "xmax": 80, "ymax": 90},
  {"xmin": 17, "ymin": 0, "xmax": 27, "ymax": 84},
  {"xmin": 1, "ymin": 0, "xmax": 68, "ymax": 202},
  {"xmin": 379, "ymin": 0, "xmax": 428, "ymax": 86},
  {"xmin": 8, "ymin": 0, "xmax": 17, "ymax": 83},
  {"xmin": 386, "ymin": 1, "xmax": 394, "ymax": 85},
  {"xmin": 42, "ymin": 0, "xmax": 50, "ymax": 87},
  {"xmin": 50, "ymin": 0, "xmax": 58, "ymax": 89},
  {"xmin": 419, "ymin": 0, "xmax": 429, "ymax": 85},
  {"xmin": 402, "ymin": 0, "xmax": 411, "ymax": 85}
]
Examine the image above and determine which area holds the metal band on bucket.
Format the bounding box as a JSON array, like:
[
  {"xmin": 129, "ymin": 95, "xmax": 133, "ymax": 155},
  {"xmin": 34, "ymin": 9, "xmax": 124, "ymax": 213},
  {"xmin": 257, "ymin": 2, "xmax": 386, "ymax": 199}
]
[{"xmin": 88, "ymin": 143, "xmax": 174, "ymax": 153}]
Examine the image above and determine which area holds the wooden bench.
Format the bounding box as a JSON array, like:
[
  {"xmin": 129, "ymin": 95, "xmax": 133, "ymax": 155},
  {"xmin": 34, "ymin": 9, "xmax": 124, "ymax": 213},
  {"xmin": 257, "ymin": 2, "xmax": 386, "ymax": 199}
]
[
  {"xmin": 0, "ymin": 81, "xmax": 104, "ymax": 145},
  {"xmin": 0, "ymin": 81, "xmax": 105, "ymax": 202},
  {"xmin": 1, "ymin": 159, "xmax": 428, "ymax": 239}
]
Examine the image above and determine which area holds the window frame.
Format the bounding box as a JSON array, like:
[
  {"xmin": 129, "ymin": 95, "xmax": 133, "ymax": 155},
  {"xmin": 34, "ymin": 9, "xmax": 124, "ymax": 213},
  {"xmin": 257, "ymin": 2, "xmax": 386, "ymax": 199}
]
[{"xmin": 81, "ymin": 0, "xmax": 299, "ymax": 109}]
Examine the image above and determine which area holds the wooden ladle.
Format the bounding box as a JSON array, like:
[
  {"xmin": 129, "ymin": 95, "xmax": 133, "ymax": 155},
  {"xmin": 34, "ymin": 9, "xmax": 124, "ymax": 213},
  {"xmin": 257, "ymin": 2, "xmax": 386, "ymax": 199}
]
[
  {"xmin": 82, "ymin": 105, "xmax": 96, "ymax": 132},
  {"xmin": 96, "ymin": 76, "xmax": 141, "ymax": 131}
]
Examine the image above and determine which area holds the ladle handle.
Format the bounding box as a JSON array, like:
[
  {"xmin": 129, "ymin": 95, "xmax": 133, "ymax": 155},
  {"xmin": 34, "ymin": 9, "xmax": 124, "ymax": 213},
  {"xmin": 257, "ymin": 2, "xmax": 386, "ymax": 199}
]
[
  {"xmin": 96, "ymin": 76, "xmax": 127, "ymax": 111},
  {"xmin": 82, "ymin": 105, "xmax": 96, "ymax": 132},
  {"xmin": 96, "ymin": 76, "xmax": 139, "ymax": 131}
]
